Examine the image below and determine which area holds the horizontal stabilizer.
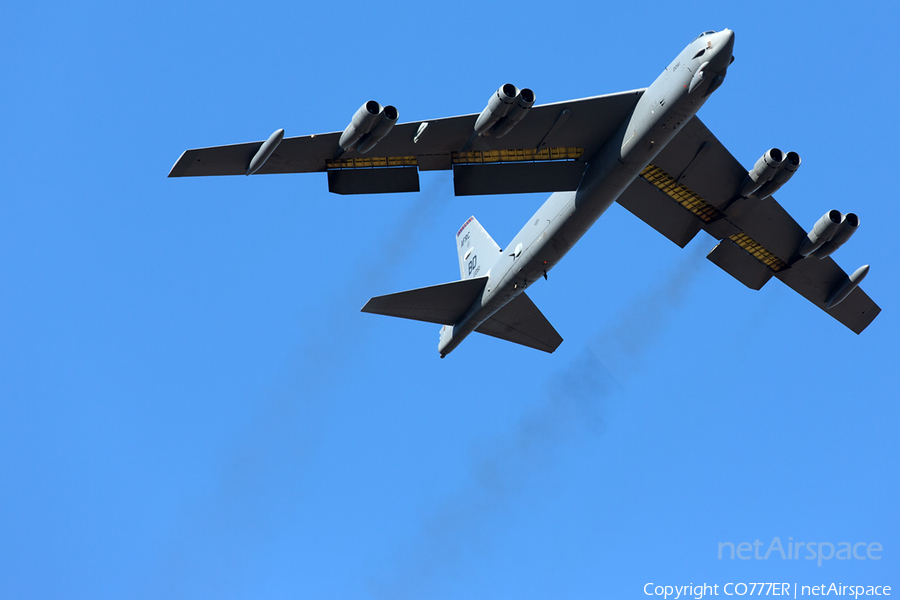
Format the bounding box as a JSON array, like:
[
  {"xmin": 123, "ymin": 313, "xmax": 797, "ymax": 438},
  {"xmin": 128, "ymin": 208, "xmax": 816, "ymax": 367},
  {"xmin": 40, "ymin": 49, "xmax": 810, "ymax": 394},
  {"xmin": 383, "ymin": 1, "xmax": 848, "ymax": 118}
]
[
  {"xmin": 475, "ymin": 292, "xmax": 562, "ymax": 353},
  {"xmin": 361, "ymin": 277, "xmax": 488, "ymax": 325}
]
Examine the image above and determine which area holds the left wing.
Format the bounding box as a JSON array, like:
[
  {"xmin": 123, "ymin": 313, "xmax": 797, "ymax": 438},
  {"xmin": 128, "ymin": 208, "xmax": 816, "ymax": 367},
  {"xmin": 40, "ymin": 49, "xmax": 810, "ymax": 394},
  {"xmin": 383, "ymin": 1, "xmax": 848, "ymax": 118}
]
[
  {"xmin": 615, "ymin": 116, "xmax": 880, "ymax": 334},
  {"xmin": 169, "ymin": 90, "xmax": 644, "ymax": 195}
]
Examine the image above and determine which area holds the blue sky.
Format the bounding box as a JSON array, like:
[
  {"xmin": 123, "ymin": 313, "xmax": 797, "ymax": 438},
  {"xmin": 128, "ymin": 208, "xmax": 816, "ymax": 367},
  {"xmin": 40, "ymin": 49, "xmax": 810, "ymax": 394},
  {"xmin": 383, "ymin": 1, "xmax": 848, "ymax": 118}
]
[{"xmin": 1, "ymin": 2, "xmax": 898, "ymax": 598}]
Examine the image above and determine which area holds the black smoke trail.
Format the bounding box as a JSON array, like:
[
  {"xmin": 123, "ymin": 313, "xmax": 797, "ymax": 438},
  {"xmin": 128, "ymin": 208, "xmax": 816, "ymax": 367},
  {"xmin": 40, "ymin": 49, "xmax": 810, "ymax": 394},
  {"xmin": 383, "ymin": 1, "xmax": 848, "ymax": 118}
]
[
  {"xmin": 372, "ymin": 245, "xmax": 706, "ymax": 599},
  {"xmin": 151, "ymin": 175, "xmax": 451, "ymax": 600}
]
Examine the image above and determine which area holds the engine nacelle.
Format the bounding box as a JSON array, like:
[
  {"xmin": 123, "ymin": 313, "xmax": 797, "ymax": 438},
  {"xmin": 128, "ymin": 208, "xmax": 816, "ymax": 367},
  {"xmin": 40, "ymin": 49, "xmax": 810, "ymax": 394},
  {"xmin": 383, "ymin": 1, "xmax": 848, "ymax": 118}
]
[
  {"xmin": 814, "ymin": 213, "xmax": 859, "ymax": 259},
  {"xmin": 798, "ymin": 210, "xmax": 842, "ymax": 257},
  {"xmin": 357, "ymin": 105, "xmax": 399, "ymax": 154},
  {"xmin": 755, "ymin": 151, "xmax": 801, "ymax": 199},
  {"xmin": 491, "ymin": 88, "xmax": 535, "ymax": 139},
  {"xmin": 739, "ymin": 148, "xmax": 785, "ymax": 197},
  {"xmin": 474, "ymin": 84, "xmax": 519, "ymax": 136},
  {"xmin": 339, "ymin": 101, "xmax": 384, "ymax": 151}
]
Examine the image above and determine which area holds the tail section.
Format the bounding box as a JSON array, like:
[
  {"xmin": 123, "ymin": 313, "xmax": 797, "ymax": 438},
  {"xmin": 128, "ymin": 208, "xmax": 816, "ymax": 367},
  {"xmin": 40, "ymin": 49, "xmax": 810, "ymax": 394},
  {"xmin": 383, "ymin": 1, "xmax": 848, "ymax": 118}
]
[
  {"xmin": 362, "ymin": 215, "xmax": 563, "ymax": 357},
  {"xmin": 456, "ymin": 216, "xmax": 501, "ymax": 280}
]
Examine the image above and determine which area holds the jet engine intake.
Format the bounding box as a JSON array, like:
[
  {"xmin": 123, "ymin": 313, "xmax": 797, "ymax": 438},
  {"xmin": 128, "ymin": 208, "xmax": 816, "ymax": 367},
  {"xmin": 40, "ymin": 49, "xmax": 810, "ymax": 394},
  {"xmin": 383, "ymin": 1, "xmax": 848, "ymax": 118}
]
[
  {"xmin": 799, "ymin": 210, "xmax": 843, "ymax": 257},
  {"xmin": 474, "ymin": 84, "xmax": 519, "ymax": 136},
  {"xmin": 755, "ymin": 151, "xmax": 801, "ymax": 199},
  {"xmin": 357, "ymin": 105, "xmax": 399, "ymax": 154},
  {"xmin": 339, "ymin": 101, "xmax": 385, "ymax": 151},
  {"xmin": 739, "ymin": 148, "xmax": 785, "ymax": 197},
  {"xmin": 490, "ymin": 88, "xmax": 535, "ymax": 139},
  {"xmin": 813, "ymin": 212, "xmax": 859, "ymax": 259}
]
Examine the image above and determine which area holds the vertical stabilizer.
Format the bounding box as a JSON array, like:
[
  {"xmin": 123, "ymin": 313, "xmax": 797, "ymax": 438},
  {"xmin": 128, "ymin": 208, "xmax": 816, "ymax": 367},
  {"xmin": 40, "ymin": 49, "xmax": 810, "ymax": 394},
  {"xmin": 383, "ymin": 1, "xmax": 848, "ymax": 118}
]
[{"xmin": 456, "ymin": 216, "xmax": 501, "ymax": 280}]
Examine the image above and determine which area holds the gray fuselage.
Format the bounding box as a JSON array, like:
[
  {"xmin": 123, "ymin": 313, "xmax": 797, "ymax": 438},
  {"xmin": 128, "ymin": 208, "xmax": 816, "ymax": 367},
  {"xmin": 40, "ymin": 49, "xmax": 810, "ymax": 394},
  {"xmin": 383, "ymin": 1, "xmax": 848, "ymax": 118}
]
[{"xmin": 439, "ymin": 29, "xmax": 735, "ymax": 357}]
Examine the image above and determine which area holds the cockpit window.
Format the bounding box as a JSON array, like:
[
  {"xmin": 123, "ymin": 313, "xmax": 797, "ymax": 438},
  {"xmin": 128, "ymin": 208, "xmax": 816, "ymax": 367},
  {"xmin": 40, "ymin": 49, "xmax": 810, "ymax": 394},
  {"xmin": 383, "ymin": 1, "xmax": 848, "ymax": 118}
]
[{"xmin": 692, "ymin": 30, "xmax": 717, "ymax": 42}]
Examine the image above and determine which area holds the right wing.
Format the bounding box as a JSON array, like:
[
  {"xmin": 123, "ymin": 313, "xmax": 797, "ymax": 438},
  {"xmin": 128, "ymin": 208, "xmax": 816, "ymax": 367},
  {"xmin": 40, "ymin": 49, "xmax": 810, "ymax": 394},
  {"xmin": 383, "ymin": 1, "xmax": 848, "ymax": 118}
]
[
  {"xmin": 169, "ymin": 89, "xmax": 645, "ymax": 195},
  {"xmin": 615, "ymin": 116, "xmax": 880, "ymax": 334}
]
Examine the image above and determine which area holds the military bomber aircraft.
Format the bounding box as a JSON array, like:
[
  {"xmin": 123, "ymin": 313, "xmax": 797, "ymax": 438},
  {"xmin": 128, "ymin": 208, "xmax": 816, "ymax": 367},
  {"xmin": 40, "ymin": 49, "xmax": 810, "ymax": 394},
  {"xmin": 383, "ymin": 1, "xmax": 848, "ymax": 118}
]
[{"xmin": 169, "ymin": 28, "xmax": 880, "ymax": 357}]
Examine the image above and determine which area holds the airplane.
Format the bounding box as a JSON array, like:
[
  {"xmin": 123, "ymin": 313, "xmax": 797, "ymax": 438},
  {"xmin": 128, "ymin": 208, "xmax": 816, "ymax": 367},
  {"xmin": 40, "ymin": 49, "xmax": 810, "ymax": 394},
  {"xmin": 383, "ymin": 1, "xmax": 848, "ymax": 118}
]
[{"xmin": 169, "ymin": 28, "xmax": 880, "ymax": 358}]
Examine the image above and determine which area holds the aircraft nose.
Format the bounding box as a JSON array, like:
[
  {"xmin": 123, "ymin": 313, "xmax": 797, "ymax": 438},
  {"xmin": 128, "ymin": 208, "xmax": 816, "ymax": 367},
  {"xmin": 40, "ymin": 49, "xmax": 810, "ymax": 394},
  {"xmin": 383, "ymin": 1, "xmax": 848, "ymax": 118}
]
[
  {"xmin": 716, "ymin": 28, "xmax": 735, "ymax": 49},
  {"xmin": 711, "ymin": 28, "xmax": 735, "ymax": 69}
]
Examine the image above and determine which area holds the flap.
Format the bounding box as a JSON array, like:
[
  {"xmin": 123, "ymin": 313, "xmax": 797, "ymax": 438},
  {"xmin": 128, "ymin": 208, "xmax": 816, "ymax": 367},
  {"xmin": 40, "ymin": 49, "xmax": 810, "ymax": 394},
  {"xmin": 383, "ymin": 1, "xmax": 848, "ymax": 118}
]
[
  {"xmin": 452, "ymin": 162, "xmax": 585, "ymax": 196},
  {"xmin": 616, "ymin": 177, "xmax": 703, "ymax": 247},
  {"xmin": 706, "ymin": 239, "xmax": 774, "ymax": 290},
  {"xmin": 327, "ymin": 167, "xmax": 419, "ymax": 195}
]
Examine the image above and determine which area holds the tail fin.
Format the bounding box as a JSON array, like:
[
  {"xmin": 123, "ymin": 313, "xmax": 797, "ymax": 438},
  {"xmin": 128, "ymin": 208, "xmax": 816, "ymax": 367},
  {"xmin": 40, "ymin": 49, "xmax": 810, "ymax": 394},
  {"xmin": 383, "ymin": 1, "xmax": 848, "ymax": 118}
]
[{"xmin": 456, "ymin": 216, "xmax": 501, "ymax": 280}]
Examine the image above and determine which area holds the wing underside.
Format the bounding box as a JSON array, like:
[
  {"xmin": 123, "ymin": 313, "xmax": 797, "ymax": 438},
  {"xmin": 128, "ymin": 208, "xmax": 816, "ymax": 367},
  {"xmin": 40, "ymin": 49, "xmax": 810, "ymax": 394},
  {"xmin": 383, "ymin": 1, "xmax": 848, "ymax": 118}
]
[
  {"xmin": 615, "ymin": 116, "xmax": 880, "ymax": 334},
  {"xmin": 169, "ymin": 90, "xmax": 645, "ymax": 196},
  {"xmin": 171, "ymin": 92, "xmax": 880, "ymax": 335}
]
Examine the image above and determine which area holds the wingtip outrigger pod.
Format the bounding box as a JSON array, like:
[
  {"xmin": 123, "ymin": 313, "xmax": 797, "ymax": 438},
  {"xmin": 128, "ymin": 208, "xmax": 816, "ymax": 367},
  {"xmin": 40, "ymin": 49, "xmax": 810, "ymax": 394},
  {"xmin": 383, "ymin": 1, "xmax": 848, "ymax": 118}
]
[
  {"xmin": 246, "ymin": 128, "xmax": 285, "ymax": 175},
  {"xmin": 826, "ymin": 265, "xmax": 869, "ymax": 310}
]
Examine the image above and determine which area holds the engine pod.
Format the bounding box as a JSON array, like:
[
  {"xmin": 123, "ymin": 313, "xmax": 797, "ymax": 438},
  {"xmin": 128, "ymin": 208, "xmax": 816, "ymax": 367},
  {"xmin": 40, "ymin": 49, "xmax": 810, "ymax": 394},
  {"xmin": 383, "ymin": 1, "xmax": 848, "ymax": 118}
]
[
  {"xmin": 357, "ymin": 105, "xmax": 399, "ymax": 154},
  {"xmin": 339, "ymin": 101, "xmax": 383, "ymax": 151},
  {"xmin": 814, "ymin": 213, "xmax": 859, "ymax": 259},
  {"xmin": 755, "ymin": 151, "xmax": 801, "ymax": 199},
  {"xmin": 739, "ymin": 148, "xmax": 784, "ymax": 197},
  {"xmin": 491, "ymin": 88, "xmax": 535, "ymax": 139},
  {"xmin": 798, "ymin": 209, "xmax": 842, "ymax": 257},
  {"xmin": 474, "ymin": 84, "xmax": 518, "ymax": 136}
]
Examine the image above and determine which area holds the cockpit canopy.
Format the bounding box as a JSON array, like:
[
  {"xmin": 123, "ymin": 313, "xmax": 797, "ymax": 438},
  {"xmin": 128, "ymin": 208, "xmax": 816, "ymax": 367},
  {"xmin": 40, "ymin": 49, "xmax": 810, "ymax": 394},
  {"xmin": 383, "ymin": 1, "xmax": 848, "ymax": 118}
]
[{"xmin": 693, "ymin": 30, "xmax": 717, "ymax": 41}]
